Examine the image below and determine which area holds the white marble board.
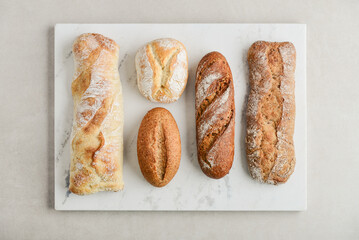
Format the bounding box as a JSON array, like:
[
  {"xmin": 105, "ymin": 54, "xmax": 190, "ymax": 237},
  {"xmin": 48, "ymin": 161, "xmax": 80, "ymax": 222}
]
[{"xmin": 55, "ymin": 24, "xmax": 306, "ymax": 211}]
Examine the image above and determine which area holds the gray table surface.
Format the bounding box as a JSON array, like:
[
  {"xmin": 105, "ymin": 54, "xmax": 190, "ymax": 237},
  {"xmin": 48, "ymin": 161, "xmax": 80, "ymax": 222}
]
[{"xmin": 1, "ymin": 0, "xmax": 358, "ymax": 239}]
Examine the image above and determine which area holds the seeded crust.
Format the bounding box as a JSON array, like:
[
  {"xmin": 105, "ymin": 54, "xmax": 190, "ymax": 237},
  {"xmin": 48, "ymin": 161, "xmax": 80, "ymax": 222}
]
[
  {"xmin": 137, "ymin": 107, "xmax": 181, "ymax": 187},
  {"xmin": 246, "ymin": 41, "xmax": 296, "ymax": 185},
  {"xmin": 195, "ymin": 52, "xmax": 235, "ymax": 179}
]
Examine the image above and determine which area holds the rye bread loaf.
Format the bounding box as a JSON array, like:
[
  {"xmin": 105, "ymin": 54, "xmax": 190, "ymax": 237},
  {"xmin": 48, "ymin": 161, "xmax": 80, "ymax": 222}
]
[{"xmin": 246, "ymin": 41, "xmax": 296, "ymax": 185}]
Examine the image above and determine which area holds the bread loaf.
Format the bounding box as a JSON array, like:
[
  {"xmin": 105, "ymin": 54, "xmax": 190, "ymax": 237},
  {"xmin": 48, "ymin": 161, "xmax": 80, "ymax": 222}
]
[
  {"xmin": 137, "ymin": 107, "xmax": 181, "ymax": 187},
  {"xmin": 195, "ymin": 51, "xmax": 235, "ymax": 179},
  {"xmin": 246, "ymin": 41, "xmax": 296, "ymax": 185},
  {"xmin": 135, "ymin": 38, "xmax": 188, "ymax": 103},
  {"xmin": 69, "ymin": 33, "xmax": 124, "ymax": 195}
]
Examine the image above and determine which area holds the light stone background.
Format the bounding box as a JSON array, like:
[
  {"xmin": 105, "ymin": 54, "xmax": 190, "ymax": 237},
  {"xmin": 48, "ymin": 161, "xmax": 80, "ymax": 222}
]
[{"xmin": 0, "ymin": 0, "xmax": 358, "ymax": 239}]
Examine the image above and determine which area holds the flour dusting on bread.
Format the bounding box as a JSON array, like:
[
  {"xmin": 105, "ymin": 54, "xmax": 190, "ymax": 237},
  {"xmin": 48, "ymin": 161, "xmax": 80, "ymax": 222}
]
[
  {"xmin": 246, "ymin": 41, "xmax": 296, "ymax": 185},
  {"xmin": 195, "ymin": 72, "xmax": 222, "ymax": 108},
  {"xmin": 70, "ymin": 33, "xmax": 124, "ymax": 195},
  {"xmin": 197, "ymin": 87, "xmax": 230, "ymax": 141},
  {"xmin": 135, "ymin": 38, "xmax": 188, "ymax": 103},
  {"xmin": 195, "ymin": 51, "xmax": 235, "ymax": 179}
]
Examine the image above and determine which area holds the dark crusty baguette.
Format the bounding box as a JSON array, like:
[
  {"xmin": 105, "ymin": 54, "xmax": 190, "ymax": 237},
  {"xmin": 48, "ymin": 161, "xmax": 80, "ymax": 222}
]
[
  {"xmin": 195, "ymin": 51, "xmax": 235, "ymax": 179},
  {"xmin": 137, "ymin": 107, "xmax": 181, "ymax": 187},
  {"xmin": 246, "ymin": 41, "xmax": 296, "ymax": 185}
]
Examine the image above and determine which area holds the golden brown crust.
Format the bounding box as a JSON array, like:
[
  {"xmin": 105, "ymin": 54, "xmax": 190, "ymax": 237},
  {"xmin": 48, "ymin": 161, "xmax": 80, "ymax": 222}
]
[
  {"xmin": 69, "ymin": 33, "xmax": 124, "ymax": 195},
  {"xmin": 137, "ymin": 107, "xmax": 181, "ymax": 187},
  {"xmin": 195, "ymin": 52, "xmax": 235, "ymax": 179},
  {"xmin": 246, "ymin": 41, "xmax": 296, "ymax": 185},
  {"xmin": 135, "ymin": 38, "xmax": 188, "ymax": 103}
]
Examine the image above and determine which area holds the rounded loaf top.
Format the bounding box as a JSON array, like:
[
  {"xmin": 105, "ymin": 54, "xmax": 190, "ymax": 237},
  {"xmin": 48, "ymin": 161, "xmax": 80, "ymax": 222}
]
[{"xmin": 135, "ymin": 38, "xmax": 188, "ymax": 103}]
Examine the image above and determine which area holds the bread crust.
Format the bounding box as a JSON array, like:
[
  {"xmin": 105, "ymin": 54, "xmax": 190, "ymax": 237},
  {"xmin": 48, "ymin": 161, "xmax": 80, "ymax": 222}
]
[
  {"xmin": 69, "ymin": 33, "xmax": 124, "ymax": 195},
  {"xmin": 135, "ymin": 38, "xmax": 188, "ymax": 103},
  {"xmin": 137, "ymin": 107, "xmax": 181, "ymax": 187},
  {"xmin": 195, "ymin": 51, "xmax": 235, "ymax": 179},
  {"xmin": 246, "ymin": 41, "xmax": 296, "ymax": 185}
]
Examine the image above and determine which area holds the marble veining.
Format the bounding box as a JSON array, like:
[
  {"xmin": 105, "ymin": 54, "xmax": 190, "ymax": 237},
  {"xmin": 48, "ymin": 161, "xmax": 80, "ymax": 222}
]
[
  {"xmin": 118, "ymin": 53, "xmax": 128, "ymax": 69},
  {"xmin": 62, "ymin": 169, "xmax": 71, "ymax": 204},
  {"xmin": 55, "ymin": 129, "xmax": 71, "ymax": 163}
]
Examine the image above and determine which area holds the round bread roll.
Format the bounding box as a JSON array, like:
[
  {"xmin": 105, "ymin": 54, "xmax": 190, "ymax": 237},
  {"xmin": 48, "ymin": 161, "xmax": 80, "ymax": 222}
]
[{"xmin": 135, "ymin": 38, "xmax": 188, "ymax": 103}]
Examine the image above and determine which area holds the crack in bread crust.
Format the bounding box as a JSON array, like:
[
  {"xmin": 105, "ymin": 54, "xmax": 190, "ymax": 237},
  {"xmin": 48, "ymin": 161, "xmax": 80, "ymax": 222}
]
[
  {"xmin": 258, "ymin": 46, "xmax": 284, "ymax": 180},
  {"xmin": 149, "ymin": 44, "xmax": 180, "ymax": 99},
  {"xmin": 155, "ymin": 121, "xmax": 168, "ymax": 180}
]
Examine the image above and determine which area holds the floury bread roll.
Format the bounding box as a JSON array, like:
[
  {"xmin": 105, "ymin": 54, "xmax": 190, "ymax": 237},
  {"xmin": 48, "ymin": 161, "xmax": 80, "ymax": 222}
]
[
  {"xmin": 246, "ymin": 41, "xmax": 296, "ymax": 185},
  {"xmin": 195, "ymin": 52, "xmax": 235, "ymax": 179},
  {"xmin": 69, "ymin": 33, "xmax": 124, "ymax": 195},
  {"xmin": 135, "ymin": 38, "xmax": 188, "ymax": 103}
]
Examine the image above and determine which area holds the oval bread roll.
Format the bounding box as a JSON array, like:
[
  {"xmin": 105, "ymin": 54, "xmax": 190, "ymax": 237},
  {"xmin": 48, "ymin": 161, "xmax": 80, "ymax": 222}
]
[
  {"xmin": 137, "ymin": 107, "xmax": 181, "ymax": 187},
  {"xmin": 135, "ymin": 38, "xmax": 188, "ymax": 103}
]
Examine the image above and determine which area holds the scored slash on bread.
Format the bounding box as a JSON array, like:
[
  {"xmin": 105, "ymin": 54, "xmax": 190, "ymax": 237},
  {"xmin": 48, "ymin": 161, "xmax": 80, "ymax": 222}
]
[
  {"xmin": 137, "ymin": 107, "xmax": 181, "ymax": 187},
  {"xmin": 195, "ymin": 51, "xmax": 235, "ymax": 179},
  {"xmin": 246, "ymin": 41, "xmax": 296, "ymax": 185}
]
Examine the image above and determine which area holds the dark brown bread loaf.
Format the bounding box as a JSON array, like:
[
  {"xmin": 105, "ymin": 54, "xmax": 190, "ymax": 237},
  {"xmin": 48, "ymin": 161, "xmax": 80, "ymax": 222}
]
[
  {"xmin": 137, "ymin": 107, "xmax": 181, "ymax": 187},
  {"xmin": 246, "ymin": 41, "xmax": 296, "ymax": 185},
  {"xmin": 195, "ymin": 51, "xmax": 235, "ymax": 179}
]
